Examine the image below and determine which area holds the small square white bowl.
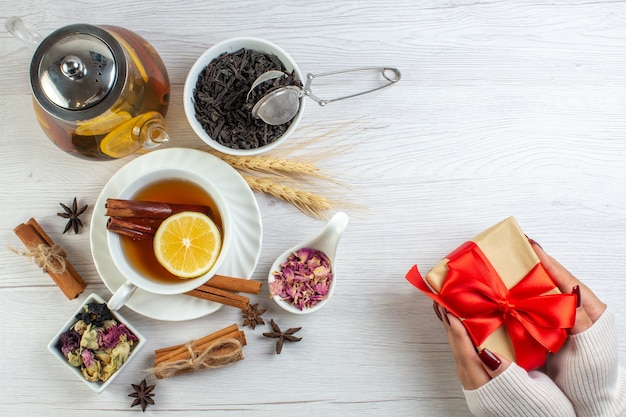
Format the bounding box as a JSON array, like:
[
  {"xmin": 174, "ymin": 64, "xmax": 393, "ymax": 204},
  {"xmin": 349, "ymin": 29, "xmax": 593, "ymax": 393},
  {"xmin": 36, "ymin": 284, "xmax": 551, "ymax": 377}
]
[{"xmin": 47, "ymin": 293, "xmax": 146, "ymax": 393}]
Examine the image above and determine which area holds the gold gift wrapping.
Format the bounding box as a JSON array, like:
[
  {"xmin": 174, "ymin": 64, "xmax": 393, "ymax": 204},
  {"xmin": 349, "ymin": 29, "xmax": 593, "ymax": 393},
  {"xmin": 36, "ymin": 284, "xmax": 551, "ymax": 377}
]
[{"xmin": 424, "ymin": 216, "xmax": 560, "ymax": 363}]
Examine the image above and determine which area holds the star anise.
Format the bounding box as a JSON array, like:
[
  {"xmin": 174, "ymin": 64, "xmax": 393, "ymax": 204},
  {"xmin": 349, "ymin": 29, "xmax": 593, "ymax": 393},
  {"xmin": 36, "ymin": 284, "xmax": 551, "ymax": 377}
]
[
  {"xmin": 262, "ymin": 319, "xmax": 302, "ymax": 354},
  {"xmin": 242, "ymin": 303, "xmax": 266, "ymax": 329},
  {"xmin": 57, "ymin": 197, "xmax": 88, "ymax": 234},
  {"xmin": 129, "ymin": 379, "xmax": 155, "ymax": 412}
]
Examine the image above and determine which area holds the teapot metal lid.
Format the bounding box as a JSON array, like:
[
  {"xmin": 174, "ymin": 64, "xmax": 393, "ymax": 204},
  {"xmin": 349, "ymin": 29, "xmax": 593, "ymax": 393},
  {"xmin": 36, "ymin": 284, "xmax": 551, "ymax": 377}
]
[{"xmin": 30, "ymin": 24, "xmax": 127, "ymax": 121}]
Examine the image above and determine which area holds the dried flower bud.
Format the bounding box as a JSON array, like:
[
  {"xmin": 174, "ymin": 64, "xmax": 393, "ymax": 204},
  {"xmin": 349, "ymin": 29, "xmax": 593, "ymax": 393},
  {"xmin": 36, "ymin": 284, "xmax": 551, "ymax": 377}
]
[
  {"xmin": 270, "ymin": 248, "xmax": 333, "ymax": 310},
  {"xmin": 56, "ymin": 301, "xmax": 139, "ymax": 383},
  {"xmin": 57, "ymin": 329, "xmax": 81, "ymax": 358}
]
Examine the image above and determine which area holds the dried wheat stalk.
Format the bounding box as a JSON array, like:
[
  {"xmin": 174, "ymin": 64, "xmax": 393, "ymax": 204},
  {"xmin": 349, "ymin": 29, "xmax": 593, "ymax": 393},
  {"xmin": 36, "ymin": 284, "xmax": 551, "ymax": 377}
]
[
  {"xmin": 243, "ymin": 176, "xmax": 332, "ymax": 219},
  {"xmin": 200, "ymin": 121, "xmax": 362, "ymax": 217},
  {"xmin": 207, "ymin": 152, "xmax": 340, "ymax": 184}
]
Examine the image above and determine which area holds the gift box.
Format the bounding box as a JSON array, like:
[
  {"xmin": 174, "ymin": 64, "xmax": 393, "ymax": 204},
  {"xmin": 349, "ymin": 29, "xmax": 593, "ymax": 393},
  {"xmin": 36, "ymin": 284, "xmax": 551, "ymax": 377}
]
[{"xmin": 405, "ymin": 217, "xmax": 576, "ymax": 371}]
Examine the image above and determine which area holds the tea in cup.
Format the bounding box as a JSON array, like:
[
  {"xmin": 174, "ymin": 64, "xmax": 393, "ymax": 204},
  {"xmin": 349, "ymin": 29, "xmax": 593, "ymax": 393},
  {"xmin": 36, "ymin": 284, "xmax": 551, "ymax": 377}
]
[{"xmin": 106, "ymin": 168, "xmax": 232, "ymax": 310}]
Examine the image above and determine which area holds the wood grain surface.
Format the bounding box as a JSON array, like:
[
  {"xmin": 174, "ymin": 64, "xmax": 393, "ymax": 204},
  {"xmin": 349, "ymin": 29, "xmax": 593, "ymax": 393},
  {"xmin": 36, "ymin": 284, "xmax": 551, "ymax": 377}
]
[{"xmin": 1, "ymin": 1, "xmax": 625, "ymax": 415}]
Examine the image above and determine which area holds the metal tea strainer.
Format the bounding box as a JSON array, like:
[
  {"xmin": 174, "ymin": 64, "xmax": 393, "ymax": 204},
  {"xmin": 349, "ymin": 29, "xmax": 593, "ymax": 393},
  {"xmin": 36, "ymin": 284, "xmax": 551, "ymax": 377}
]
[{"xmin": 247, "ymin": 67, "xmax": 401, "ymax": 125}]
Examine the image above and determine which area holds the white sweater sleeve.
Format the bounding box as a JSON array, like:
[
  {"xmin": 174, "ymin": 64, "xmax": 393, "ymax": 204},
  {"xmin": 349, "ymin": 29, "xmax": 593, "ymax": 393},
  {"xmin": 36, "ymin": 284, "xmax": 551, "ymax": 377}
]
[
  {"xmin": 463, "ymin": 364, "xmax": 576, "ymax": 417},
  {"xmin": 548, "ymin": 307, "xmax": 626, "ymax": 417}
]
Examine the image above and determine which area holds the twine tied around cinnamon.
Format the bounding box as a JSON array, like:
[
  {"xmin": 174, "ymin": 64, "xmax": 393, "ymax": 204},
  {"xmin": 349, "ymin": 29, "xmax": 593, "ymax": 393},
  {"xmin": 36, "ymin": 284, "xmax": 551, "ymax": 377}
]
[
  {"xmin": 10, "ymin": 243, "xmax": 67, "ymax": 275},
  {"xmin": 148, "ymin": 337, "xmax": 243, "ymax": 379}
]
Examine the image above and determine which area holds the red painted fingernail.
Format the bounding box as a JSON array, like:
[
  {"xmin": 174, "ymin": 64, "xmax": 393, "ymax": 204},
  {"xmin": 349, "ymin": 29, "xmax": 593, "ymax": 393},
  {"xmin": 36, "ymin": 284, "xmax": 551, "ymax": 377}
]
[
  {"xmin": 526, "ymin": 236, "xmax": 543, "ymax": 249},
  {"xmin": 479, "ymin": 348, "xmax": 502, "ymax": 371},
  {"xmin": 572, "ymin": 285, "xmax": 582, "ymax": 308},
  {"xmin": 433, "ymin": 301, "xmax": 443, "ymax": 322}
]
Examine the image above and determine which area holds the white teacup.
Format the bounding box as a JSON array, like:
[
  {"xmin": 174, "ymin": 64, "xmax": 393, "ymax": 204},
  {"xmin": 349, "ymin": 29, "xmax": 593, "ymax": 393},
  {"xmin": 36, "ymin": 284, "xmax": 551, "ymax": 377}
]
[{"xmin": 106, "ymin": 168, "xmax": 232, "ymax": 311}]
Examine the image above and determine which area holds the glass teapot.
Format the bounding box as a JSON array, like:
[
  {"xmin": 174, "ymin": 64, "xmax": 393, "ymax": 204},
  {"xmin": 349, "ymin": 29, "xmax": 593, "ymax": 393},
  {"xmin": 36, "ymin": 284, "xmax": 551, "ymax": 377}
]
[{"xmin": 6, "ymin": 17, "xmax": 170, "ymax": 160}]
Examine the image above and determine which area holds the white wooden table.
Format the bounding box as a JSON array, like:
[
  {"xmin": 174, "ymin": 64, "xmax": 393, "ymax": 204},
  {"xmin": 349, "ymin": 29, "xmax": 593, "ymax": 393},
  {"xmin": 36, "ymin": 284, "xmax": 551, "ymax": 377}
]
[{"xmin": 1, "ymin": 1, "xmax": 625, "ymax": 415}]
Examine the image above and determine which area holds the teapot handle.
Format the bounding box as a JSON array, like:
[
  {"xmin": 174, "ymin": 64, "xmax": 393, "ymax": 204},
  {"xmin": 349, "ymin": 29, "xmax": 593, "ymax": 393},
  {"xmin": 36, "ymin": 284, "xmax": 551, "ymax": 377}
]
[{"xmin": 5, "ymin": 16, "xmax": 43, "ymax": 49}]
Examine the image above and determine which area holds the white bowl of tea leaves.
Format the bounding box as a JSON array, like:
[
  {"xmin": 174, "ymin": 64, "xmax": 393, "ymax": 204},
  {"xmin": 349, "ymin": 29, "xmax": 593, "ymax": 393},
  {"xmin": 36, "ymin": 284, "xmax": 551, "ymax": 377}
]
[{"xmin": 184, "ymin": 37, "xmax": 305, "ymax": 155}]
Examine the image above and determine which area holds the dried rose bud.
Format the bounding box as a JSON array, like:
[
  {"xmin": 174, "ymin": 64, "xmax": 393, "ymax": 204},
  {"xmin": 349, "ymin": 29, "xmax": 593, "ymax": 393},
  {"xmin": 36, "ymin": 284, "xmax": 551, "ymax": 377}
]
[{"xmin": 270, "ymin": 247, "xmax": 332, "ymax": 310}]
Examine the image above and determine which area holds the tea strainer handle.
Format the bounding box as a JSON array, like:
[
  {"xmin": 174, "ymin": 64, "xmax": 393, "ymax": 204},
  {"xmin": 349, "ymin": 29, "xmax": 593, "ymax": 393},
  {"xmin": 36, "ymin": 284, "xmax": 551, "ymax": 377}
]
[{"xmin": 303, "ymin": 67, "xmax": 401, "ymax": 106}]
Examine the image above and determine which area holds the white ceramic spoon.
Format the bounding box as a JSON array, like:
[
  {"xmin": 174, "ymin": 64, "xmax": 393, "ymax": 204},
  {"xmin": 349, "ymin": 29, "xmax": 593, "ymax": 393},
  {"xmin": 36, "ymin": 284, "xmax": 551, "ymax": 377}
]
[{"xmin": 268, "ymin": 212, "xmax": 349, "ymax": 314}]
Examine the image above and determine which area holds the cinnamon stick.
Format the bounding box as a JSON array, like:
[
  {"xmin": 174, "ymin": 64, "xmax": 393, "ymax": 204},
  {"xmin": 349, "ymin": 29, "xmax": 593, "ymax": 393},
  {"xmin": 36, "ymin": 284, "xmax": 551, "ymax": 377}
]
[
  {"xmin": 185, "ymin": 286, "xmax": 250, "ymax": 310},
  {"xmin": 155, "ymin": 334, "xmax": 245, "ymax": 364},
  {"xmin": 152, "ymin": 324, "xmax": 247, "ymax": 378},
  {"xmin": 106, "ymin": 217, "xmax": 157, "ymax": 240},
  {"xmin": 203, "ymin": 275, "xmax": 262, "ymax": 294},
  {"xmin": 13, "ymin": 218, "xmax": 86, "ymax": 300},
  {"xmin": 155, "ymin": 323, "xmax": 239, "ymax": 358},
  {"xmin": 105, "ymin": 198, "xmax": 213, "ymax": 219},
  {"xmin": 155, "ymin": 324, "xmax": 246, "ymax": 364}
]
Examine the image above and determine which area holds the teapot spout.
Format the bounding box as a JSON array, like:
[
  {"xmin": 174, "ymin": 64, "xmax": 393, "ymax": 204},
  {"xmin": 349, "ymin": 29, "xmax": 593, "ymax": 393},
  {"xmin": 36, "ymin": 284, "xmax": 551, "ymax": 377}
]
[
  {"xmin": 139, "ymin": 113, "xmax": 170, "ymax": 149},
  {"xmin": 5, "ymin": 16, "xmax": 42, "ymax": 49},
  {"xmin": 98, "ymin": 111, "xmax": 169, "ymax": 158}
]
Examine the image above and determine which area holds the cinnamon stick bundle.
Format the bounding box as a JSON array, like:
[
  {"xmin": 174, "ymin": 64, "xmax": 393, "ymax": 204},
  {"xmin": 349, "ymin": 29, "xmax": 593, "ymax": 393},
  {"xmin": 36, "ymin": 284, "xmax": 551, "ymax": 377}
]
[
  {"xmin": 151, "ymin": 323, "xmax": 247, "ymax": 379},
  {"xmin": 13, "ymin": 218, "xmax": 86, "ymax": 300}
]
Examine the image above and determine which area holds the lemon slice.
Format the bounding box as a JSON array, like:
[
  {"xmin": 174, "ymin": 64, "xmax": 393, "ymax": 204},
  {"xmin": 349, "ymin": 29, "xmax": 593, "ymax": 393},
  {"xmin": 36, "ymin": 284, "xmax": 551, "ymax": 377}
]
[
  {"xmin": 116, "ymin": 37, "xmax": 149, "ymax": 82},
  {"xmin": 98, "ymin": 116, "xmax": 142, "ymax": 158},
  {"xmin": 153, "ymin": 211, "xmax": 222, "ymax": 279},
  {"xmin": 98, "ymin": 111, "xmax": 164, "ymax": 158},
  {"xmin": 76, "ymin": 111, "xmax": 132, "ymax": 136}
]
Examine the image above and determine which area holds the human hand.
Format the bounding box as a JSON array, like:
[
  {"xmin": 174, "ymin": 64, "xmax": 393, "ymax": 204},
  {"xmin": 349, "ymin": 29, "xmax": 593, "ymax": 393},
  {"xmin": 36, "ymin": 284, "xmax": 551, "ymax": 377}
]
[
  {"xmin": 528, "ymin": 240, "xmax": 606, "ymax": 334},
  {"xmin": 529, "ymin": 240, "xmax": 624, "ymax": 417},
  {"xmin": 435, "ymin": 302, "xmax": 510, "ymax": 390},
  {"xmin": 436, "ymin": 302, "xmax": 578, "ymax": 417},
  {"xmin": 435, "ymin": 239, "xmax": 615, "ymax": 417},
  {"xmin": 436, "ymin": 238, "xmax": 607, "ymax": 391}
]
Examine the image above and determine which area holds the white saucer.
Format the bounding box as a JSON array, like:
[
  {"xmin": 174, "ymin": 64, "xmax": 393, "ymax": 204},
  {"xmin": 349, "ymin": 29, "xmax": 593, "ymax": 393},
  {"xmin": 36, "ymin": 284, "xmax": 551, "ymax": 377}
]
[{"xmin": 89, "ymin": 148, "xmax": 263, "ymax": 321}]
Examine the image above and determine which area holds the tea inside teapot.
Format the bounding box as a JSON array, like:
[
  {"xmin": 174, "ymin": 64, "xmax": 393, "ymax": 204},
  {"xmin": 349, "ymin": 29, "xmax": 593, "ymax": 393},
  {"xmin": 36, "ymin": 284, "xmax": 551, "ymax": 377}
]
[{"xmin": 6, "ymin": 17, "xmax": 170, "ymax": 160}]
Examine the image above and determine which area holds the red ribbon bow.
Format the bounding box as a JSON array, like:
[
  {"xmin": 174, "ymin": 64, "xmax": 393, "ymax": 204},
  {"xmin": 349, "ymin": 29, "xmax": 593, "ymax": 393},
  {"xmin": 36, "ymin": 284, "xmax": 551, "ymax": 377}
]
[{"xmin": 406, "ymin": 241, "xmax": 576, "ymax": 370}]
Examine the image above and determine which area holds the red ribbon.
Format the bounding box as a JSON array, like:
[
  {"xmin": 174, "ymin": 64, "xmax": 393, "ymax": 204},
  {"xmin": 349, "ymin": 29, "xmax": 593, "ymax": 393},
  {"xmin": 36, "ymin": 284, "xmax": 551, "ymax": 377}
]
[{"xmin": 406, "ymin": 241, "xmax": 576, "ymax": 370}]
